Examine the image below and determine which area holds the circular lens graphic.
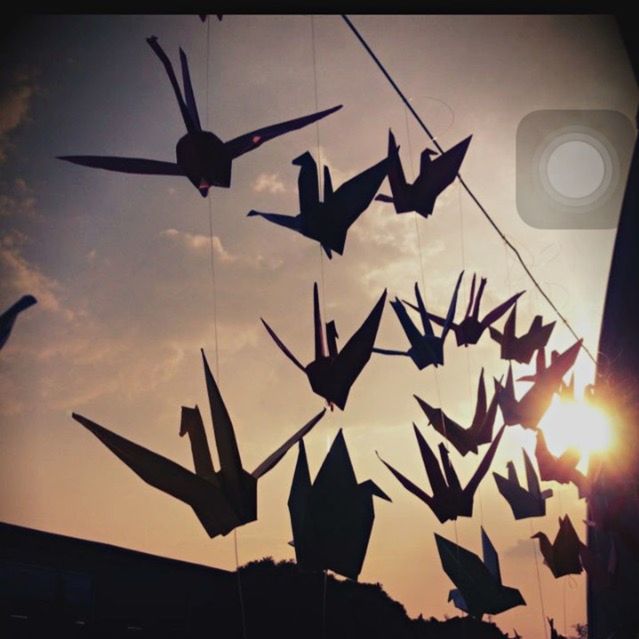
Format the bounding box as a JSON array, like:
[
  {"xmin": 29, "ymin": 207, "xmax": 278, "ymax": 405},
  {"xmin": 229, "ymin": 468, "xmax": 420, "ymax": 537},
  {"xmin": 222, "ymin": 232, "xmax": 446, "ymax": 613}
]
[
  {"xmin": 546, "ymin": 140, "xmax": 605, "ymax": 199},
  {"xmin": 536, "ymin": 128, "xmax": 617, "ymax": 209}
]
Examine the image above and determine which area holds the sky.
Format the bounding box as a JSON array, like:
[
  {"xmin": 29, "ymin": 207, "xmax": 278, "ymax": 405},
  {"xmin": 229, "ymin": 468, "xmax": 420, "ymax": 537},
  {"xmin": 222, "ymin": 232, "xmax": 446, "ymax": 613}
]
[{"xmin": 0, "ymin": 14, "xmax": 636, "ymax": 638}]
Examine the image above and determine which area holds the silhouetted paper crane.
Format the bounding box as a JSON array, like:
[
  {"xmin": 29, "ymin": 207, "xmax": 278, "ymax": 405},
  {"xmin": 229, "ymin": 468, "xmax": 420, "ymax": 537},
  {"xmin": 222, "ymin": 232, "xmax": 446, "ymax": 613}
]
[
  {"xmin": 377, "ymin": 423, "xmax": 506, "ymax": 523},
  {"xmin": 494, "ymin": 339, "xmax": 583, "ymax": 430},
  {"xmin": 248, "ymin": 151, "xmax": 388, "ymax": 258},
  {"xmin": 372, "ymin": 273, "xmax": 463, "ymax": 369},
  {"xmin": 534, "ymin": 429, "xmax": 588, "ymax": 497},
  {"xmin": 532, "ymin": 515, "xmax": 583, "ymax": 578},
  {"xmin": 288, "ymin": 431, "xmax": 390, "ymax": 581},
  {"xmin": 493, "ymin": 449, "xmax": 553, "ymax": 519},
  {"xmin": 59, "ymin": 37, "xmax": 341, "ymax": 197},
  {"xmin": 413, "ymin": 272, "xmax": 524, "ymax": 347},
  {"xmin": 0, "ymin": 295, "xmax": 37, "ymax": 351},
  {"xmin": 489, "ymin": 304, "xmax": 555, "ymax": 364},
  {"xmin": 261, "ymin": 283, "xmax": 387, "ymax": 410},
  {"xmin": 375, "ymin": 130, "xmax": 472, "ymax": 218},
  {"xmin": 414, "ymin": 367, "xmax": 500, "ymax": 456},
  {"xmin": 435, "ymin": 527, "xmax": 526, "ymax": 618},
  {"xmin": 72, "ymin": 350, "xmax": 326, "ymax": 538}
]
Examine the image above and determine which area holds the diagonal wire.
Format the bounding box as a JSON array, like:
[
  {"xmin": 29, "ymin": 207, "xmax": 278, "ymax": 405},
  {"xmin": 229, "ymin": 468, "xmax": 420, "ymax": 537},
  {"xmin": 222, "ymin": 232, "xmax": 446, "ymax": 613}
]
[{"xmin": 340, "ymin": 14, "xmax": 596, "ymax": 365}]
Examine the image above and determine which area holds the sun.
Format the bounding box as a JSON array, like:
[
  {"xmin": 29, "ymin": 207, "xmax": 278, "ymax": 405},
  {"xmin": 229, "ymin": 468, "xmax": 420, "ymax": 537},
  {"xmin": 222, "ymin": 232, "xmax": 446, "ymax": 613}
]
[{"xmin": 538, "ymin": 393, "xmax": 613, "ymax": 471}]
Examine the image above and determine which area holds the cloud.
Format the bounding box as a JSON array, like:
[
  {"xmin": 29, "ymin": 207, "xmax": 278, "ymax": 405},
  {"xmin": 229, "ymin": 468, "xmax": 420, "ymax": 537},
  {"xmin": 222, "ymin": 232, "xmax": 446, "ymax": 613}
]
[
  {"xmin": 160, "ymin": 228, "xmax": 283, "ymax": 271},
  {"xmin": 0, "ymin": 69, "xmax": 37, "ymax": 162},
  {"xmin": 0, "ymin": 230, "xmax": 74, "ymax": 320},
  {"xmin": 160, "ymin": 228, "xmax": 236, "ymax": 263},
  {"xmin": 0, "ymin": 178, "xmax": 39, "ymax": 220},
  {"xmin": 252, "ymin": 172, "xmax": 286, "ymax": 194}
]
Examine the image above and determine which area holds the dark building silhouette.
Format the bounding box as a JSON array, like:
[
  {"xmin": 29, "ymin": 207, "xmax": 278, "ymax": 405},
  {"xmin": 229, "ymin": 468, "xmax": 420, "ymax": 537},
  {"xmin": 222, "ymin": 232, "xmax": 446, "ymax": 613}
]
[{"xmin": 0, "ymin": 522, "xmax": 236, "ymax": 638}]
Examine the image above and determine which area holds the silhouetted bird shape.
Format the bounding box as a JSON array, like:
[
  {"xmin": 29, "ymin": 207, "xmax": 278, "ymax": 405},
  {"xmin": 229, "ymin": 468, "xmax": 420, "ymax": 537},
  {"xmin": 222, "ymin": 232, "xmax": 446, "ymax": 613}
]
[
  {"xmin": 377, "ymin": 423, "xmax": 505, "ymax": 523},
  {"xmin": 408, "ymin": 272, "xmax": 524, "ymax": 347},
  {"xmin": 414, "ymin": 368, "xmax": 500, "ymax": 456},
  {"xmin": 71, "ymin": 350, "xmax": 325, "ymax": 538},
  {"xmin": 0, "ymin": 295, "xmax": 37, "ymax": 351},
  {"xmin": 493, "ymin": 449, "xmax": 553, "ymax": 519},
  {"xmin": 489, "ymin": 304, "xmax": 555, "ymax": 365},
  {"xmin": 248, "ymin": 151, "xmax": 388, "ymax": 258},
  {"xmin": 288, "ymin": 431, "xmax": 390, "ymax": 581},
  {"xmin": 531, "ymin": 515, "xmax": 583, "ymax": 578},
  {"xmin": 494, "ymin": 339, "xmax": 583, "ymax": 430},
  {"xmin": 375, "ymin": 130, "xmax": 472, "ymax": 218},
  {"xmin": 261, "ymin": 283, "xmax": 386, "ymax": 410},
  {"xmin": 373, "ymin": 272, "xmax": 463, "ymax": 369},
  {"xmin": 435, "ymin": 527, "xmax": 525, "ymax": 618},
  {"xmin": 58, "ymin": 37, "xmax": 341, "ymax": 197},
  {"xmin": 534, "ymin": 429, "xmax": 588, "ymax": 497}
]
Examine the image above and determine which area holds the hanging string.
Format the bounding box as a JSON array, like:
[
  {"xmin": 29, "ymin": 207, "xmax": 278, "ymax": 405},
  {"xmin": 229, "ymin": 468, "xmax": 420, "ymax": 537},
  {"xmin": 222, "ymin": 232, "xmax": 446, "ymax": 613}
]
[
  {"xmin": 310, "ymin": 15, "xmax": 328, "ymax": 331},
  {"xmin": 204, "ymin": 22, "xmax": 246, "ymax": 639},
  {"xmin": 340, "ymin": 14, "xmax": 596, "ymax": 366},
  {"xmin": 530, "ymin": 519, "xmax": 549, "ymax": 639}
]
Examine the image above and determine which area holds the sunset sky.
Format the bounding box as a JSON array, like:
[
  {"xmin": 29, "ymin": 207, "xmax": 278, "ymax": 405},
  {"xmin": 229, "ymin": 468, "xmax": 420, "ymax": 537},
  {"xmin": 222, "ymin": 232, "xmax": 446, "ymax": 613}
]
[{"xmin": 0, "ymin": 14, "xmax": 636, "ymax": 638}]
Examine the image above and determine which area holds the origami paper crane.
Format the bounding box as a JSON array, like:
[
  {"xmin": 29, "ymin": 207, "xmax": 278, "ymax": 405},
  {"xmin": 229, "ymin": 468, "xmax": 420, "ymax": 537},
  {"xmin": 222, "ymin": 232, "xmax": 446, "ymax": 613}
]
[
  {"xmin": 414, "ymin": 368, "xmax": 500, "ymax": 456},
  {"xmin": 248, "ymin": 151, "xmax": 388, "ymax": 258},
  {"xmin": 72, "ymin": 350, "xmax": 326, "ymax": 538},
  {"xmin": 409, "ymin": 272, "xmax": 524, "ymax": 347},
  {"xmin": 261, "ymin": 283, "xmax": 386, "ymax": 410},
  {"xmin": 495, "ymin": 339, "xmax": 583, "ymax": 430},
  {"xmin": 0, "ymin": 295, "xmax": 37, "ymax": 351},
  {"xmin": 373, "ymin": 273, "xmax": 463, "ymax": 370},
  {"xmin": 59, "ymin": 37, "xmax": 341, "ymax": 197},
  {"xmin": 534, "ymin": 429, "xmax": 588, "ymax": 496},
  {"xmin": 493, "ymin": 449, "xmax": 553, "ymax": 519},
  {"xmin": 435, "ymin": 527, "xmax": 525, "ymax": 618},
  {"xmin": 489, "ymin": 304, "xmax": 555, "ymax": 364},
  {"xmin": 532, "ymin": 515, "xmax": 583, "ymax": 578},
  {"xmin": 288, "ymin": 431, "xmax": 390, "ymax": 580},
  {"xmin": 377, "ymin": 423, "xmax": 506, "ymax": 523},
  {"xmin": 375, "ymin": 129, "xmax": 472, "ymax": 218}
]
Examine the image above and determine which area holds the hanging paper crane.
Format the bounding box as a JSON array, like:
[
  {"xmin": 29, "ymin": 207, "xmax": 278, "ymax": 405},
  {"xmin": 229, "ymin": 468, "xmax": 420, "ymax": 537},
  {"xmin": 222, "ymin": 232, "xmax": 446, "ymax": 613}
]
[
  {"xmin": 261, "ymin": 283, "xmax": 386, "ymax": 410},
  {"xmin": 58, "ymin": 37, "xmax": 342, "ymax": 197},
  {"xmin": 414, "ymin": 367, "xmax": 500, "ymax": 456},
  {"xmin": 377, "ymin": 423, "xmax": 505, "ymax": 523},
  {"xmin": 375, "ymin": 129, "xmax": 472, "ymax": 218},
  {"xmin": 248, "ymin": 151, "xmax": 388, "ymax": 258},
  {"xmin": 534, "ymin": 429, "xmax": 588, "ymax": 497},
  {"xmin": 373, "ymin": 273, "xmax": 463, "ymax": 369},
  {"xmin": 532, "ymin": 515, "xmax": 583, "ymax": 578},
  {"xmin": 410, "ymin": 272, "xmax": 524, "ymax": 347},
  {"xmin": 493, "ymin": 449, "xmax": 553, "ymax": 519},
  {"xmin": 288, "ymin": 431, "xmax": 390, "ymax": 581},
  {"xmin": 489, "ymin": 304, "xmax": 555, "ymax": 365},
  {"xmin": 72, "ymin": 350, "xmax": 325, "ymax": 538},
  {"xmin": 435, "ymin": 527, "xmax": 526, "ymax": 618},
  {"xmin": 494, "ymin": 340, "xmax": 583, "ymax": 430},
  {"xmin": 0, "ymin": 295, "xmax": 37, "ymax": 351}
]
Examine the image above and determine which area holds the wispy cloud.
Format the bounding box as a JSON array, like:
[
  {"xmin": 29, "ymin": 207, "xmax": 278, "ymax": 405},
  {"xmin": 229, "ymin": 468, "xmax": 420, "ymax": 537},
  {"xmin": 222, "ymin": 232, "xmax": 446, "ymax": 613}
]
[
  {"xmin": 0, "ymin": 69, "xmax": 37, "ymax": 163},
  {"xmin": 160, "ymin": 228, "xmax": 283, "ymax": 271},
  {"xmin": 252, "ymin": 172, "xmax": 286, "ymax": 194},
  {"xmin": 0, "ymin": 230, "xmax": 74, "ymax": 320},
  {"xmin": 0, "ymin": 178, "xmax": 39, "ymax": 221}
]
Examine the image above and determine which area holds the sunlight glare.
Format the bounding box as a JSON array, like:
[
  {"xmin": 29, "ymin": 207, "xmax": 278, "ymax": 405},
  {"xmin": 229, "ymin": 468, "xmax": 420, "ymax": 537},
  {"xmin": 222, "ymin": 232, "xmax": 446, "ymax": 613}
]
[{"xmin": 538, "ymin": 394, "xmax": 613, "ymax": 469}]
